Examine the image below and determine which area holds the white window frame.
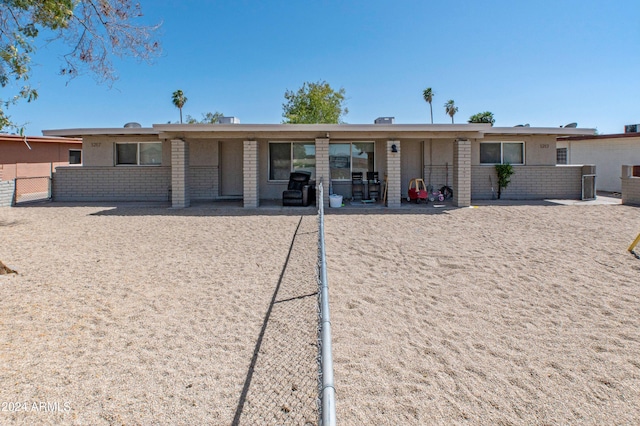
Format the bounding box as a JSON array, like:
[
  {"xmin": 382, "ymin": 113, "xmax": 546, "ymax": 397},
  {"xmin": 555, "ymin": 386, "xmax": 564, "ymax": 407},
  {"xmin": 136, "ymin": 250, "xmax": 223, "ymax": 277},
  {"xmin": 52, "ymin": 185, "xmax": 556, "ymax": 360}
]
[
  {"xmin": 329, "ymin": 141, "xmax": 376, "ymax": 181},
  {"xmin": 68, "ymin": 149, "xmax": 82, "ymax": 165},
  {"xmin": 115, "ymin": 142, "xmax": 162, "ymax": 166},
  {"xmin": 267, "ymin": 141, "xmax": 316, "ymax": 181},
  {"xmin": 479, "ymin": 141, "xmax": 525, "ymax": 165}
]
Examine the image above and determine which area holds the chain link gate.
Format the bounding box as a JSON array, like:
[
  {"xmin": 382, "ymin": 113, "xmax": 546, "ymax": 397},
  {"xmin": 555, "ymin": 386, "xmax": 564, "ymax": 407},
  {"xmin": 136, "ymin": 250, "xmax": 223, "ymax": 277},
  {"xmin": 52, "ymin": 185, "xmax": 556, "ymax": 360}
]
[{"xmin": 13, "ymin": 176, "xmax": 52, "ymax": 204}]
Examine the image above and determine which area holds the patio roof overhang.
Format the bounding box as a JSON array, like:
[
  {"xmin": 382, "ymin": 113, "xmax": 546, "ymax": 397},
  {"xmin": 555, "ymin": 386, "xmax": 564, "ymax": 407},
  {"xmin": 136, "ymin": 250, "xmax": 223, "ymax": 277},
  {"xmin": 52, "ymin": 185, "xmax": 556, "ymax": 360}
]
[
  {"xmin": 152, "ymin": 123, "xmax": 490, "ymax": 141},
  {"xmin": 43, "ymin": 123, "xmax": 596, "ymax": 140},
  {"xmin": 42, "ymin": 127, "xmax": 159, "ymax": 138}
]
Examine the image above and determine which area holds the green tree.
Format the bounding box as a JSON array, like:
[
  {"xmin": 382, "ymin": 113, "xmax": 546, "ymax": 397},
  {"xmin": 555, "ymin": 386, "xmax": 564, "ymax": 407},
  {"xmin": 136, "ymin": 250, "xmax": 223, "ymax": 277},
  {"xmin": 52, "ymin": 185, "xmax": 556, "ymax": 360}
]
[
  {"xmin": 468, "ymin": 111, "xmax": 495, "ymax": 125},
  {"xmin": 0, "ymin": 1, "xmax": 160, "ymax": 131},
  {"xmin": 185, "ymin": 111, "xmax": 224, "ymax": 124},
  {"xmin": 422, "ymin": 87, "xmax": 434, "ymax": 124},
  {"xmin": 444, "ymin": 99, "xmax": 458, "ymax": 124},
  {"xmin": 171, "ymin": 90, "xmax": 187, "ymax": 124},
  {"xmin": 282, "ymin": 80, "xmax": 348, "ymax": 124}
]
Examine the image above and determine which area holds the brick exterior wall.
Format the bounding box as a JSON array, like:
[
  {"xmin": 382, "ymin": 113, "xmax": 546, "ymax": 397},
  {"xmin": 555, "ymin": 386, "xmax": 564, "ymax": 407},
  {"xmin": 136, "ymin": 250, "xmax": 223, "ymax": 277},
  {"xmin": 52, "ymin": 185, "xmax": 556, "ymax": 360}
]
[
  {"xmin": 52, "ymin": 166, "xmax": 170, "ymax": 201},
  {"xmin": 315, "ymin": 138, "xmax": 330, "ymax": 206},
  {"xmin": 471, "ymin": 165, "xmax": 584, "ymax": 200},
  {"xmin": 171, "ymin": 139, "xmax": 189, "ymax": 208},
  {"xmin": 190, "ymin": 166, "xmax": 219, "ymax": 200},
  {"xmin": 243, "ymin": 140, "xmax": 259, "ymax": 208},
  {"xmin": 386, "ymin": 140, "xmax": 401, "ymax": 207},
  {"xmin": 453, "ymin": 139, "xmax": 471, "ymax": 207},
  {"xmin": 621, "ymin": 165, "xmax": 640, "ymax": 206},
  {"xmin": 0, "ymin": 179, "xmax": 15, "ymax": 206}
]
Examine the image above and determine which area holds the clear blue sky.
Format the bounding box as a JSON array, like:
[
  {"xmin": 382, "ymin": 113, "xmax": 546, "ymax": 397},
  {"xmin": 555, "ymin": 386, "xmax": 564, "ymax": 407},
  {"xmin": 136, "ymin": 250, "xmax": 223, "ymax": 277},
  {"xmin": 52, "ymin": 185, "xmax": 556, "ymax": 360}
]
[{"xmin": 5, "ymin": 0, "xmax": 640, "ymax": 135}]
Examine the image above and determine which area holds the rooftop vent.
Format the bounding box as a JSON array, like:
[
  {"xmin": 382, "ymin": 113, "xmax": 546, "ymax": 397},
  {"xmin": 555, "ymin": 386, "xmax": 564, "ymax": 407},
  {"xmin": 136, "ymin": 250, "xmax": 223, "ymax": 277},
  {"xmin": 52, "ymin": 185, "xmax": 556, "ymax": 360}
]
[
  {"xmin": 374, "ymin": 117, "xmax": 395, "ymax": 124},
  {"xmin": 217, "ymin": 116, "xmax": 240, "ymax": 124},
  {"xmin": 625, "ymin": 124, "xmax": 640, "ymax": 133},
  {"xmin": 123, "ymin": 122, "xmax": 142, "ymax": 128}
]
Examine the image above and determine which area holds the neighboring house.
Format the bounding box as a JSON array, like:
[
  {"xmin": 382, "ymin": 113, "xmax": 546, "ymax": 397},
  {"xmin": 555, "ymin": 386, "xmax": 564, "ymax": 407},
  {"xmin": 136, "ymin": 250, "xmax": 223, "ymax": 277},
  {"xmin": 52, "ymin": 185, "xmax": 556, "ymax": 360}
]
[
  {"xmin": 43, "ymin": 121, "xmax": 595, "ymax": 208},
  {"xmin": 557, "ymin": 131, "xmax": 640, "ymax": 193},
  {"xmin": 0, "ymin": 134, "xmax": 82, "ymax": 181}
]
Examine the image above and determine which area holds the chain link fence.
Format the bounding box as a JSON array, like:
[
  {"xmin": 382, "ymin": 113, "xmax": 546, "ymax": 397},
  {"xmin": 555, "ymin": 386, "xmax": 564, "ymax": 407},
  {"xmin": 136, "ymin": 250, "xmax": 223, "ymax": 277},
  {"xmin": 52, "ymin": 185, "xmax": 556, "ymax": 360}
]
[
  {"xmin": 233, "ymin": 215, "xmax": 319, "ymax": 425},
  {"xmin": 14, "ymin": 176, "xmax": 51, "ymax": 204},
  {"xmin": 316, "ymin": 181, "xmax": 336, "ymax": 426}
]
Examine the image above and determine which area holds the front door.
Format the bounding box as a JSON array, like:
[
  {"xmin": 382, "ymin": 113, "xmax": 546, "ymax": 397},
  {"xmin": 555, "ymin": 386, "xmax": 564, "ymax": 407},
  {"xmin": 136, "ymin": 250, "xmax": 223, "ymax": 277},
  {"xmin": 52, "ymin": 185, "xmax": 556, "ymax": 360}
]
[
  {"xmin": 401, "ymin": 140, "xmax": 423, "ymax": 198},
  {"xmin": 219, "ymin": 141, "xmax": 243, "ymax": 197}
]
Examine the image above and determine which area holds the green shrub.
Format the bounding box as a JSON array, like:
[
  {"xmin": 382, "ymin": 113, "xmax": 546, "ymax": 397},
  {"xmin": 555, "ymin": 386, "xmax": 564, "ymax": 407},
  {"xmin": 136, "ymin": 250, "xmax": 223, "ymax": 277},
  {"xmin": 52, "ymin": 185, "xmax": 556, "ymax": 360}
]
[{"xmin": 495, "ymin": 164, "xmax": 514, "ymax": 199}]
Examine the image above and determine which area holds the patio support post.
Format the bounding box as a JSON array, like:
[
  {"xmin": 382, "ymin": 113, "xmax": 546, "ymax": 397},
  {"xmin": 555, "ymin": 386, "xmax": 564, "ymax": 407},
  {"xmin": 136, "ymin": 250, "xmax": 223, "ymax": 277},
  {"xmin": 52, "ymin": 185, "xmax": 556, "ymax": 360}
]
[
  {"xmin": 453, "ymin": 138, "xmax": 471, "ymax": 207},
  {"xmin": 243, "ymin": 140, "xmax": 259, "ymax": 208},
  {"xmin": 171, "ymin": 138, "xmax": 190, "ymax": 208},
  {"xmin": 386, "ymin": 140, "xmax": 401, "ymax": 208},
  {"xmin": 315, "ymin": 138, "xmax": 330, "ymax": 206}
]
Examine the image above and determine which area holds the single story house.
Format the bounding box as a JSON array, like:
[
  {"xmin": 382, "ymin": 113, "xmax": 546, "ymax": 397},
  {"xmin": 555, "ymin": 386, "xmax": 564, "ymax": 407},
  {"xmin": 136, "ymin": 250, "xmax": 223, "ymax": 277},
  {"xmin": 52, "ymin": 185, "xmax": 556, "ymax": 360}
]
[
  {"xmin": 0, "ymin": 134, "xmax": 82, "ymax": 181},
  {"xmin": 557, "ymin": 132, "xmax": 640, "ymax": 193},
  {"xmin": 43, "ymin": 122, "xmax": 596, "ymax": 208}
]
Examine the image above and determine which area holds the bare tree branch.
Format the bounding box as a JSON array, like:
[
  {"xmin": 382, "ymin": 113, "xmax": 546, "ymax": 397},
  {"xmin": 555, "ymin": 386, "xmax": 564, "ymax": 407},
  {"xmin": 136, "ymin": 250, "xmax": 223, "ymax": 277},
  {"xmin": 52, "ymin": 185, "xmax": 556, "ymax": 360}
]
[{"xmin": 0, "ymin": 1, "xmax": 161, "ymax": 130}]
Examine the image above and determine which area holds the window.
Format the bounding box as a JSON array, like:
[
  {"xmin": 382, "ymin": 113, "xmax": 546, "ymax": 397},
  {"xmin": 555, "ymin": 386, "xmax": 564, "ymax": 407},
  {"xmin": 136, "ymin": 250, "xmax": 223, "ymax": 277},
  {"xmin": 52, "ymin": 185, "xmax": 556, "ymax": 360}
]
[
  {"xmin": 115, "ymin": 142, "xmax": 162, "ymax": 165},
  {"xmin": 330, "ymin": 142, "xmax": 375, "ymax": 180},
  {"xmin": 268, "ymin": 142, "xmax": 315, "ymax": 180},
  {"xmin": 556, "ymin": 148, "xmax": 567, "ymax": 165},
  {"xmin": 69, "ymin": 150, "xmax": 82, "ymax": 164},
  {"xmin": 480, "ymin": 142, "xmax": 524, "ymax": 165}
]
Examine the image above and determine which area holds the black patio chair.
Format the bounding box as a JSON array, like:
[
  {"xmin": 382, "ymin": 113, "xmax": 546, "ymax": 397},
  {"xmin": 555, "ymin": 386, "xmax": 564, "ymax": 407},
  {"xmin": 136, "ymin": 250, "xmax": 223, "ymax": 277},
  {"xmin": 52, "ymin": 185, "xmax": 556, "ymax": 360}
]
[{"xmin": 282, "ymin": 171, "xmax": 315, "ymax": 206}]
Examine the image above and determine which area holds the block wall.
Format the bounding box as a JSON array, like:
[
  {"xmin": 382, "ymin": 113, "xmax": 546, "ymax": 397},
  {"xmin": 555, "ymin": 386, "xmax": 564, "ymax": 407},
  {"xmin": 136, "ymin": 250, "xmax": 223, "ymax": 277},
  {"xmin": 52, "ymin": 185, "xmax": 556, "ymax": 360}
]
[
  {"xmin": 471, "ymin": 165, "xmax": 584, "ymax": 200},
  {"xmin": 621, "ymin": 165, "xmax": 640, "ymax": 206},
  {"xmin": 0, "ymin": 179, "xmax": 15, "ymax": 207},
  {"xmin": 171, "ymin": 139, "xmax": 189, "ymax": 208},
  {"xmin": 453, "ymin": 140, "xmax": 471, "ymax": 207},
  {"xmin": 386, "ymin": 140, "xmax": 401, "ymax": 207},
  {"xmin": 243, "ymin": 140, "xmax": 259, "ymax": 208},
  {"xmin": 52, "ymin": 166, "xmax": 171, "ymax": 201},
  {"xmin": 190, "ymin": 166, "xmax": 219, "ymax": 200}
]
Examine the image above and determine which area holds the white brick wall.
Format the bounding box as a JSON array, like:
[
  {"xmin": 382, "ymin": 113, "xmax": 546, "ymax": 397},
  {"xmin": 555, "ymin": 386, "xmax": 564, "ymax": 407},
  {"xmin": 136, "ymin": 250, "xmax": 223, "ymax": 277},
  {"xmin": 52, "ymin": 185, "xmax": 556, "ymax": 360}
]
[
  {"xmin": 453, "ymin": 140, "xmax": 471, "ymax": 207},
  {"xmin": 0, "ymin": 180, "xmax": 15, "ymax": 206},
  {"xmin": 171, "ymin": 139, "xmax": 189, "ymax": 208},
  {"xmin": 621, "ymin": 165, "xmax": 640, "ymax": 206},
  {"xmin": 53, "ymin": 167, "xmax": 170, "ymax": 201},
  {"xmin": 190, "ymin": 166, "xmax": 219, "ymax": 200},
  {"xmin": 243, "ymin": 140, "xmax": 259, "ymax": 208},
  {"xmin": 386, "ymin": 140, "xmax": 401, "ymax": 207},
  {"xmin": 471, "ymin": 165, "xmax": 584, "ymax": 200}
]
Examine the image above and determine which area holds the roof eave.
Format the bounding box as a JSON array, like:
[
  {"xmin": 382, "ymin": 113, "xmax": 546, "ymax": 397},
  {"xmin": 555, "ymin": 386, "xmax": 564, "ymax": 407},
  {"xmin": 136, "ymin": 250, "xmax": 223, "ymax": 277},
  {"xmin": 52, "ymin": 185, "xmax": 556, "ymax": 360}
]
[
  {"xmin": 42, "ymin": 128, "xmax": 158, "ymax": 138},
  {"xmin": 488, "ymin": 127, "xmax": 597, "ymax": 136}
]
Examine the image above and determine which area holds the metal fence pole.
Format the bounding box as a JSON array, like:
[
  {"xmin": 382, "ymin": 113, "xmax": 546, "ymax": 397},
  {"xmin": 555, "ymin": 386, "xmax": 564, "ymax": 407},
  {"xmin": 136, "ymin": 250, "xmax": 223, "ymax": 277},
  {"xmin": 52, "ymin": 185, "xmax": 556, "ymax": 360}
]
[{"xmin": 317, "ymin": 179, "xmax": 336, "ymax": 426}]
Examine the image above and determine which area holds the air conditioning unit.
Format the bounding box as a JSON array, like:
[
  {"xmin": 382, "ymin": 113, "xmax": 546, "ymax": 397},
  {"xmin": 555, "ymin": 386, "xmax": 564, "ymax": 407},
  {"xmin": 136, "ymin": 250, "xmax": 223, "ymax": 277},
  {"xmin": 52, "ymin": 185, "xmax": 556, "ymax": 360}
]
[
  {"xmin": 624, "ymin": 124, "xmax": 639, "ymax": 133},
  {"xmin": 374, "ymin": 117, "xmax": 395, "ymax": 124},
  {"xmin": 217, "ymin": 116, "xmax": 240, "ymax": 124}
]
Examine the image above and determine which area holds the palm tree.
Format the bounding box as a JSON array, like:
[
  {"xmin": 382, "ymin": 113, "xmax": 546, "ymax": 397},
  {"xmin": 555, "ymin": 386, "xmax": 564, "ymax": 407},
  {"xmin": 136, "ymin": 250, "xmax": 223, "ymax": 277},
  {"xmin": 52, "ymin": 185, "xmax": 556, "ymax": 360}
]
[
  {"xmin": 171, "ymin": 89, "xmax": 188, "ymax": 124},
  {"xmin": 422, "ymin": 87, "xmax": 434, "ymax": 124},
  {"xmin": 444, "ymin": 99, "xmax": 458, "ymax": 124}
]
